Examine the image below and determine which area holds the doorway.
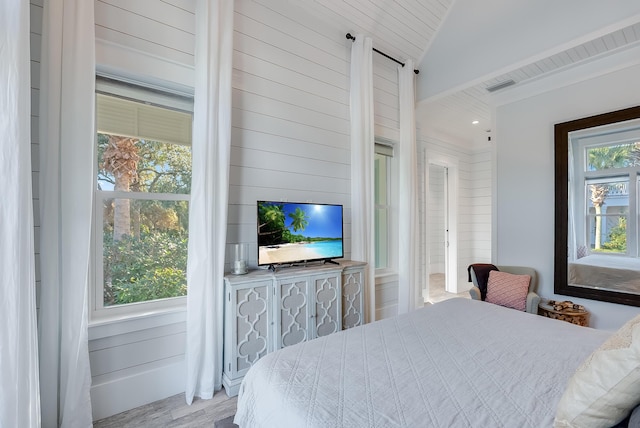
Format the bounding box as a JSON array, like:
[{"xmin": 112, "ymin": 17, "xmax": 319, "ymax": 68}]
[{"xmin": 426, "ymin": 161, "xmax": 459, "ymax": 303}]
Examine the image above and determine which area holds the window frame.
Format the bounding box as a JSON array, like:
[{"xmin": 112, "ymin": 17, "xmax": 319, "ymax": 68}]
[
  {"xmin": 584, "ymin": 176, "xmax": 630, "ymax": 254},
  {"xmin": 554, "ymin": 106, "xmax": 640, "ymax": 307},
  {"xmin": 572, "ymin": 137, "xmax": 640, "ymax": 260},
  {"xmin": 90, "ymin": 77, "xmax": 194, "ymax": 323},
  {"xmin": 374, "ymin": 141, "xmax": 396, "ymax": 274}
]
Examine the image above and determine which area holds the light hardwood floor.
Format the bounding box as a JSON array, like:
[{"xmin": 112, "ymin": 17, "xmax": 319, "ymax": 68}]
[
  {"xmin": 93, "ymin": 389, "xmax": 237, "ymax": 427},
  {"xmin": 95, "ymin": 273, "xmax": 467, "ymax": 427},
  {"xmin": 427, "ymin": 272, "xmax": 470, "ymax": 303}
]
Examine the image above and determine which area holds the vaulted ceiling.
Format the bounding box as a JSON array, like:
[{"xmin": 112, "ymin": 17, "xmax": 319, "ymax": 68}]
[{"xmin": 298, "ymin": 0, "xmax": 640, "ymax": 148}]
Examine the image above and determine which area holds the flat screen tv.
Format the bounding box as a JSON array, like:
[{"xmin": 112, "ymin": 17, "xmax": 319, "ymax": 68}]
[{"xmin": 257, "ymin": 201, "xmax": 344, "ymax": 268}]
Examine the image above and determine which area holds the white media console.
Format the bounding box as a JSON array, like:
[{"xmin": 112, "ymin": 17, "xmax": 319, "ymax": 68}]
[{"xmin": 222, "ymin": 260, "xmax": 367, "ymax": 396}]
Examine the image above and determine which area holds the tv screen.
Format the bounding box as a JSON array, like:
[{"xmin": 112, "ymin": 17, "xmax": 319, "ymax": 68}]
[{"xmin": 257, "ymin": 201, "xmax": 344, "ymax": 267}]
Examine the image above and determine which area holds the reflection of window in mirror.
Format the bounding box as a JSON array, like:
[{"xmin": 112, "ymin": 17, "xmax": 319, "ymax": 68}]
[{"xmin": 567, "ymin": 118, "xmax": 640, "ymax": 294}]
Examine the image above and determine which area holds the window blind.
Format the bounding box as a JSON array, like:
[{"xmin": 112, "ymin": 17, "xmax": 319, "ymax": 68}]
[{"xmin": 96, "ymin": 93, "xmax": 192, "ymax": 146}]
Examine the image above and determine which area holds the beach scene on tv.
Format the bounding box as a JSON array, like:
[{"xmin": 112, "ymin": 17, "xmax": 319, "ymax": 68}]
[{"xmin": 258, "ymin": 202, "xmax": 343, "ymax": 265}]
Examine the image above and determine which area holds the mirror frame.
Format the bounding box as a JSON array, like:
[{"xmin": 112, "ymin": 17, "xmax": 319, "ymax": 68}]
[{"xmin": 555, "ymin": 105, "xmax": 640, "ymax": 307}]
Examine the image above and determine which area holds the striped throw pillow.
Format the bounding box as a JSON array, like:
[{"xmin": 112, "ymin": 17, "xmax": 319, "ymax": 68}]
[{"xmin": 485, "ymin": 270, "xmax": 530, "ymax": 311}]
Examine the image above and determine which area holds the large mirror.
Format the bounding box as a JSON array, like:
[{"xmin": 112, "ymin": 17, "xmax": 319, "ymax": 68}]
[{"xmin": 555, "ymin": 106, "xmax": 640, "ymax": 306}]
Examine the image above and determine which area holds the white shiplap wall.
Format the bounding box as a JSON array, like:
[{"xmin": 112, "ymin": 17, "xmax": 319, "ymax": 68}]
[
  {"xmin": 459, "ymin": 147, "xmax": 493, "ymax": 287},
  {"xmin": 465, "ymin": 149, "xmax": 492, "ymax": 264},
  {"xmin": 228, "ymin": 0, "xmax": 353, "ymax": 265},
  {"xmin": 89, "ymin": 0, "xmax": 400, "ymax": 419},
  {"xmin": 29, "ymin": 0, "xmax": 492, "ymax": 419}
]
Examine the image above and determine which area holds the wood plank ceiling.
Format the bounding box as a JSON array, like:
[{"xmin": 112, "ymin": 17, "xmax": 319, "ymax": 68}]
[
  {"xmin": 295, "ymin": 0, "xmax": 640, "ymax": 148},
  {"xmin": 304, "ymin": 0, "xmax": 453, "ymax": 65}
]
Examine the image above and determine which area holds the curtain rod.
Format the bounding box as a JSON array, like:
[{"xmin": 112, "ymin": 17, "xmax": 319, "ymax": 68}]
[{"xmin": 346, "ymin": 33, "xmax": 419, "ymax": 74}]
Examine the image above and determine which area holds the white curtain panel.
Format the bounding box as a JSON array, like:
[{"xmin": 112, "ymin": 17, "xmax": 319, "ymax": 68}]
[
  {"xmin": 185, "ymin": 0, "xmax": 234, "ymax": 404},
  {"xmin": 0, "ymin": 2, "xmax": 41, "ymax": 427},
  {"xmin": 349, "ymin": 35, "xmax": 376, "ymax": 322},
  {"xmin": 38, "ymin": 0, "xmax": 95, "ymax": 426},
  {"xmin": 397, "ymin": 60, "xmax": 422, "ymax": 313}
]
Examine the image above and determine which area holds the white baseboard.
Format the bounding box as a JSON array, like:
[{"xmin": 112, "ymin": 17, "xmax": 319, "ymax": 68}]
[
  {"xmin": 91, "ymin": 358, "xmax": 186, "ymax": 421},
  {"xmin": 375, "ymin": 303, "xmax": 398, "ymax": 321}
]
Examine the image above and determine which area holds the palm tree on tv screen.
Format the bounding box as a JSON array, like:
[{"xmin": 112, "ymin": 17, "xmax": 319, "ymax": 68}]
[
  {"xmin": 288, "ymin": 207, "xmax": 309, "ymax": 232},
  {"xmin": 258, "ymin": 204, "xmax": 286, "ymax": 245}
]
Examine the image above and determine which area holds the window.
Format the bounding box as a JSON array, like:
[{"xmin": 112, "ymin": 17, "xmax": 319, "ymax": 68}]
[
  {"xmin": 92, "ymin": 78, "xmax": 193, "ymax": 318},
  {"xmin": 573, "ymin": 138, "xmax": 640, "ymax": 258},
  {"xmin": 374, "ymin": 143, "xmax": 393, "ymax": 269},
  {"xmin": 585, "ymin": 178, "xmax": 628, "ymax": 253}
]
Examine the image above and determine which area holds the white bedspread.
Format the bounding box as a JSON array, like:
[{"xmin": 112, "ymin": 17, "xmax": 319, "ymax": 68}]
[
  {"xmin": 569, "ymin": 254, "xmax": 640, "ymax": 293},
  {"xmin": 234, "ymin": 298, "xmax": 610, "ymax": 428}
]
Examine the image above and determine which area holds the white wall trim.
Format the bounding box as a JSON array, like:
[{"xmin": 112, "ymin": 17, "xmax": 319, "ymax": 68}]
[
  {"xmin": 491, "ymin": 103, "xmax": 498, "ymax": 263},
  {"xmin": 375, "ymin": 304, "xmax": 398, "ymax": 320},
  {"xmin": 90, "ymin": 357, "xmax": 185, "ymax": 421},
  {"xmin": 418, "ymin": 11, "xmax": 640, "ymax": 103},
  {"xmin": 375, "ymin": 273, "xmax": 398, "ymax": 320},
  {"xmin": 89, "ymin": 308, "xmax": 187, "ymax": 341},
  {"xmin": 491, "ymin": 42, "xmax": 640, "ymax": 109},
  {"xmin": 426, "ymin": 154, "xmax": 459, "ymax": 293}
]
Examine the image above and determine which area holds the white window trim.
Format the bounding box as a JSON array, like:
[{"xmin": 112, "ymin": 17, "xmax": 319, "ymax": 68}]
[
  {"xmin": 572, "ymin": 135, "xmax": 640, "ymax": 259},
  {"xmin": 374, "ymin": 140, "xmax": 397, "ymax": 275},
  {"xmin": 90, "ymin": 80, "xmax": 193, "ymax": 325}
]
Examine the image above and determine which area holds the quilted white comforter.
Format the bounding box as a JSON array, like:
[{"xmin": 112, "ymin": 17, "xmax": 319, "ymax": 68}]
[{"xmin": 234, "ymin": 298, "xmax": 610, "ymax": 428}]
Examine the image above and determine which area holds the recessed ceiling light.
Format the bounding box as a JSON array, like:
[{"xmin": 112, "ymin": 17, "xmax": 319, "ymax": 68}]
[{"xmin": 472, "ymin": 120, "xmax": 479, "ymax": 125}]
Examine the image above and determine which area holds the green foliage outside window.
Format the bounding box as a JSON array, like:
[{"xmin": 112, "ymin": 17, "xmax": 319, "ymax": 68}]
[
  {"xmin": 103, "ymin": 230, "xmax": 188, "ymax": 305},
  {"xmin": 585, "ymin": 143, "xmax": 638, "ymax": 251},
  {"xmin": 601, "ymin": 217, "xmax": 627, "ymax": 253},
  {"xmin": 98, "ymin": 131, "xmax": 192, "ymax": 306}
]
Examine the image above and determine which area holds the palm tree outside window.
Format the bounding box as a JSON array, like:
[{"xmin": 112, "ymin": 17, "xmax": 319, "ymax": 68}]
[
  {"xmin": 576, "ymin": 141, "xmax": 640, "ymax": 257},
  {"xmin": 92, "ymin": 79, "xmax": 193, "ymax": 319}
]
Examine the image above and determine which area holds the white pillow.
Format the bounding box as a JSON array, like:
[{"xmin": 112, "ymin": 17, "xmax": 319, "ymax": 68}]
[{"xmin": 554, "ymin": 314, "xmax": 640, "ymax": 428}]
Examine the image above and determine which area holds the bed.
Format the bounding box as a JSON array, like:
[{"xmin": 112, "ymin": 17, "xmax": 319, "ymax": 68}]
[
  {"xmin": 569, "ymin": 254, "xmax": 640, "ymax": 294},
  {"xmin": 233, "ymin": 298, "xmax": 627, "ymax": 427}
]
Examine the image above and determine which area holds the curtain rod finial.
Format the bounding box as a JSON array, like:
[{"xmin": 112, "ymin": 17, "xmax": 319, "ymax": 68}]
[{"xmin": 346, "ymin": 33, "xmax": 355, "ymax": 41}]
